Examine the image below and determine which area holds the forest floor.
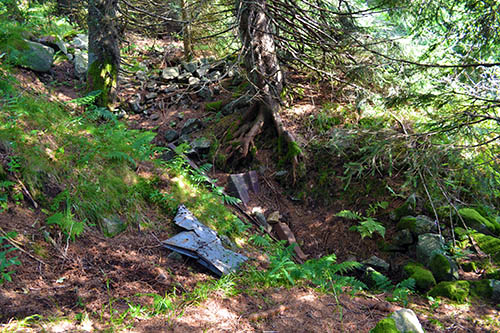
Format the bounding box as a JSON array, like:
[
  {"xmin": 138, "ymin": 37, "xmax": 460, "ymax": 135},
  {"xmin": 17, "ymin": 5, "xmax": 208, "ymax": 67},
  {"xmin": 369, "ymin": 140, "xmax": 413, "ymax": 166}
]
[{"xmin": 0, "ymin": 51, "xmax": 498, "ymax": 332}]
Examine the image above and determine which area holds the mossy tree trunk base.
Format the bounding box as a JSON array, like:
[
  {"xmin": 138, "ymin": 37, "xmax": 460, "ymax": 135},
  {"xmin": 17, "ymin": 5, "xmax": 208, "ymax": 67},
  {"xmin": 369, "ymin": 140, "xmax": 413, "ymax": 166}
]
[{"xmin": 87, "ymin": 0, "xmax": 120, "ymax": 109}]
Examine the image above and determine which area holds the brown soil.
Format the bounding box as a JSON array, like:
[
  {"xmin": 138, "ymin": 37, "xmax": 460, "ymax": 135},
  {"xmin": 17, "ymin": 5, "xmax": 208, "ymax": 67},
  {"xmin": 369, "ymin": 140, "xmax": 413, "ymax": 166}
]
[{"xmin": 1, "ymin": 50, "xmax": 498, "ymax": 332}]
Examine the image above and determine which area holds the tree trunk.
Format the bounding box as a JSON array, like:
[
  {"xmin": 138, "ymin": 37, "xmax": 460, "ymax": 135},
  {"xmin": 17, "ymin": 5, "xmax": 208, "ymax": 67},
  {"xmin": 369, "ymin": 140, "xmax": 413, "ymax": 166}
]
[
  {"xmin": 234, "ymin": 0, "xmax": 301, "ymax": 168},
  {"xmin": 87, "ymin": 0, "xmax": 120, "ymax": 109},
  {"xmin": 181, "ymin": 0, "xmax": 193, "ymax": 60}
]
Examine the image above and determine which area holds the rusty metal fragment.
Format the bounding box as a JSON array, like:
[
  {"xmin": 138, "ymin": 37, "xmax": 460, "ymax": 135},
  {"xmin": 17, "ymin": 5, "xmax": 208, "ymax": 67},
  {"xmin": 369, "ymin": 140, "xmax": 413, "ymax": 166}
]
[{"xmin": 163, "ymin": 205, "xmax": 248, "ymax": 276}]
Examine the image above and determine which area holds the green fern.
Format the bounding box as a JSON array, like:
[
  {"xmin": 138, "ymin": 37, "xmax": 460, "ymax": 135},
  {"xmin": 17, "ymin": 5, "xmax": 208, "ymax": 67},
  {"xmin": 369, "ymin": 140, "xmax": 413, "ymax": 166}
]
[
  {"xmin": 105, "ymin": 151, "xmax": 136, "ymax": 168},
  {"xmin": 249, "ymin": 234, "xmax": 272, "ymax": 248},
  {"xmin": 337, "ymin": 210, "xmax": 386, "ymax": 239},
  {"xmin": 46, "ymin": 210, "xmax": 85, "ymax": 241},
  {"xmin": 265, "ymin": 245, "xmax": 366, "ymax": 293},
  {"xmin": 88, "ymin": 106, "xmax": 117, "ymax": 123},
  {"xmin": 69, "ymin": 90, "xmax": 102, "ymax": 107},
  {"xmin": 336, "ymin": 210, "xmax": 362, "ymax": 220},
  {"xmin": 349, "ymin": 217, "xmax": 386, "ymax": 239}
]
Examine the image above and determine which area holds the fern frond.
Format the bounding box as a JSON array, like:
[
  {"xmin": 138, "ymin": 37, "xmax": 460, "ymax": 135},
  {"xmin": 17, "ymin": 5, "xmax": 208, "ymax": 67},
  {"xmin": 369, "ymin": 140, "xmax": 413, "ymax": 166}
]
[
  {"xmin": 336, "ymin": 210, "xmax": 362, "ymax": 220},
  {"xmin": 69, "ymin": 90, "xmax": 101, "ymax": 107},
  {"xmin": 330, "ymin": 260, "xmax": 363, "ymax": 274}
]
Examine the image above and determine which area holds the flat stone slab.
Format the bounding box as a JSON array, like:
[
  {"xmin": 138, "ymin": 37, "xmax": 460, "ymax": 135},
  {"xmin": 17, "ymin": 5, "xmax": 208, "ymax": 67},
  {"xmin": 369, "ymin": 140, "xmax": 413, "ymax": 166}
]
[{"xmin": 162, "ymin": 205, "xmax": 248, "ymax": 276}]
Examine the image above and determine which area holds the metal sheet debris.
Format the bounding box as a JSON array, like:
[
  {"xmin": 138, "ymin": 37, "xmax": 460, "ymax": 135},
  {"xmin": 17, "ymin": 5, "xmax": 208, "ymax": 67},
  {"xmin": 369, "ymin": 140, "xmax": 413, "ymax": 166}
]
[
  {"xmin": 227, "ymin": 171, "xmax": 260, "ymax": 206},
  {"xmin": 163, "ymin": 205, "xmax": 248, "ymax": 276}
]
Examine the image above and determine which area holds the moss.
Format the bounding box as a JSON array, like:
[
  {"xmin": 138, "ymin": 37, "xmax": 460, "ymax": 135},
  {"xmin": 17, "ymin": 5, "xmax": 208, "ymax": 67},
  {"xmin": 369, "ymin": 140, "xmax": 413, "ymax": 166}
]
[
  {"xmin": 461, "ymin": 262, "xmax": 477, "ymax": 272},
  {"xmin": 87, "ymin": 57, "xmax": 118, "ymax": 109},
  {"xmin": 370, "ymin": 317, "xmax": 399, "ymax": 333},
  {"xmin": 459, "ymin": 208, "xmax": 500, "ymax": 235},
  {"xmin": 0, "ymin": 164, "xmax": 6, "ymax": 180},
  {"xmin": 429, "ymin": 280, "xmax": 470, "ymax": 303},
  {"xmin": 429, "ymin": 253, "xmax": 453, "ymax": 282},
  {"xmin": 472, "ymin": 233, "xmax": 500, "ymax": 265},
  {"xmin": 397, "ymin": 216, "xmax": 417, "ymax": 231},
  {"xmin": 205, "ymin": 100, "xmax": 223, "ymax": 112},
  {"xmin": 470, "ymin": 280, "xmax": 493, "ymax": 299},
  {"xmin": 485, "ymin": 270, "xmax": 500, "ymax": 280},
  {"xmin": 404, "ymin": 262, "xmax": 436, "ymax": 292},
  {"xmin": 390, "ymin": 194, "xmax": 416, "ymax": 221}
]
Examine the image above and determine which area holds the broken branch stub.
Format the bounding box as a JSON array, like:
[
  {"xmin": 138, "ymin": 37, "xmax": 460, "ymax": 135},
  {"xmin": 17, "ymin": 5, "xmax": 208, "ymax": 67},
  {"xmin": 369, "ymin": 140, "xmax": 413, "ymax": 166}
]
[{"xmin": 162, "ymin": 205, "xmax": 248, "ymax": 276}]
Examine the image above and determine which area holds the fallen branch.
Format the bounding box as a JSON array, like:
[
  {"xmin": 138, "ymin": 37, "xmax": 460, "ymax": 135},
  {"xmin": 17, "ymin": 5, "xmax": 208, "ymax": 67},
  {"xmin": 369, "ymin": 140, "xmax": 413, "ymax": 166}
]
[
  {"xmin": 0, "ymin": 226, "xmax": 47, "ymax": 266},
  {"xmin": 248, "ymin": 304, "xmax": 287, "ymax": 321}
]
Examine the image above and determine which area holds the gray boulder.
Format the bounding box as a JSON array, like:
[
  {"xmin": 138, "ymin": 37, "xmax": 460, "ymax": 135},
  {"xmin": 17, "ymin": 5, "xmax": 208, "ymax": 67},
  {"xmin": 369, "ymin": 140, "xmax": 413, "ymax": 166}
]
[
  {"xmin": 165, "ymin": 130, "xmax": 179, "ymax": 143},
  {"xmin": 181, "ymin": 118, "xmax": 202, "ymax": 135},
  {"xmin": 195, "ymin": 65, "xmax": 209, "ymax": 78},
  {"xmin": 182, "ymin": 61, "xmax": 198, "ymax": 73},
  {"xmin": 135, "ymin": 70, "xmax": 147, "ymax": 81},
  {"xmin": 491, "ymin": 279, "xmax": 500, "ymax": 302},
  {"xmin": 55, "ymin": 38, "xmax": 68, "ymax": 56},
  {"xmin": 188, "ymin": 76, "xmax": 200, "ymax": 85},
  {"xmin": 72, "ymin": 34, "xmax": 88, "ymax": 50},
  {"xmin": 392, "ymin": 229, "xmax": 414, "ymax": 247},
  {"xmin": 20, "ymin": 40, "xmax": 54, "ymax": 72},
  {"xmin": 416, "ymin": 233, "xmax": 445, "ymax": 266},
  {"xmin": 391, "ymin": 309, "xmax": 424, "ymax": 333},
  {"xmin": 162, "ymin": 67, "xmax": 180, "ymax": 80},
  {"xmin": 128, "ymin": 93, "xmax": 142, "ymax": 114},
  {"xmin": 190, "ymin": 137, "xmax": 211, "ymax": 153},
  {"xmin": 363, "ymin": 255, "xmax": 390, "ymax": 271},
  {"xmin": 198, "ymin": 87, "xmax": 213, "ymax": 101},
  {"xmin": 178, "ymin": 72, "xmax": 192, "ymax": 83},
  {"xmin": 102, "ymin": 216, "xmax": 126, "ymax": 237},
  {"xmin": 74, "ymin": 50, "xmax": 88, "ymax": 79},
  {"xmin": 414, "ymin": 215, "xmax": 438, "ymax": 235}
]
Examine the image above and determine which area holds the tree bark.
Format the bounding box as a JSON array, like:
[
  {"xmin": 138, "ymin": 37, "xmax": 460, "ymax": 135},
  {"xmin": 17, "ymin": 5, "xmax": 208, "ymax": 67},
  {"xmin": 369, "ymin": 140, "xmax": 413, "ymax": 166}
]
[
  {"xmin": 180, "ymin": 0, "xmax": 193, "ymax": 60},
  {"xmin": 87, "ymin": 0, "xmax": 120, "ymax": 109},
  {"xmin": 235, "ymin": 0, "xmax": 301, "ymax": 166}
]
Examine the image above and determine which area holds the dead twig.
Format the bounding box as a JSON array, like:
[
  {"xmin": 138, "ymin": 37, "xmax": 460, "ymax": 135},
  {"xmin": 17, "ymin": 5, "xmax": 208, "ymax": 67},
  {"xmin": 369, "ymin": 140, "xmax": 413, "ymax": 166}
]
[{"xmin": 0, "ymin": 226, "xmax": 47, "ymax": 265}]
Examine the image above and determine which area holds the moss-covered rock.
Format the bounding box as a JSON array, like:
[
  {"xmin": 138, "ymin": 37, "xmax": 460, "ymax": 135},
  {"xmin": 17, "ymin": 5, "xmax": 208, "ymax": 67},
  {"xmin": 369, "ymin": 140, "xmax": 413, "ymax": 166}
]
[
  {"xmin": 429, "ymin": 280, "xmax": 470, "ymax": 303},
  {"xmin": 397, "ymin": 216, "xmax": 416, "ymax": 230},
  {"xmin": 404, "ymin": 262, "xmax": 436, "ymax": 292},
  {"xmin": 471, "ymin": 233, "xmax": 500, "ymax": 265},
  {"xmin": 390, "ymin": 194, "xmax": 417, "ymax": 221},
  {"xmin": 370, "ymin": 317, "xmax": 399, "ymax": 333},
  {"xmin": 485, "ymin": 269, "xmax": 500, "ymax": 280},
  {"xmin": 429, "ymin": 253, "xmax": 458, "ymax": 282},
  {"xmin": 205, "ymin": 100, "xmax": 223, "ymax": 112},
  {"xmin": 416, "ymin": 233, "xmax": 445, "ymax": 266},
  {"xmin": 470, "ymin": 280, "xmax": 493, "ymax": 299},
  {"xmin": 461, "ymin": 262, "xmax": 477, "ymax": 272},
  {"xmin": 459, "ymin": 208, "xmax": 500, "ymax": 235}
]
